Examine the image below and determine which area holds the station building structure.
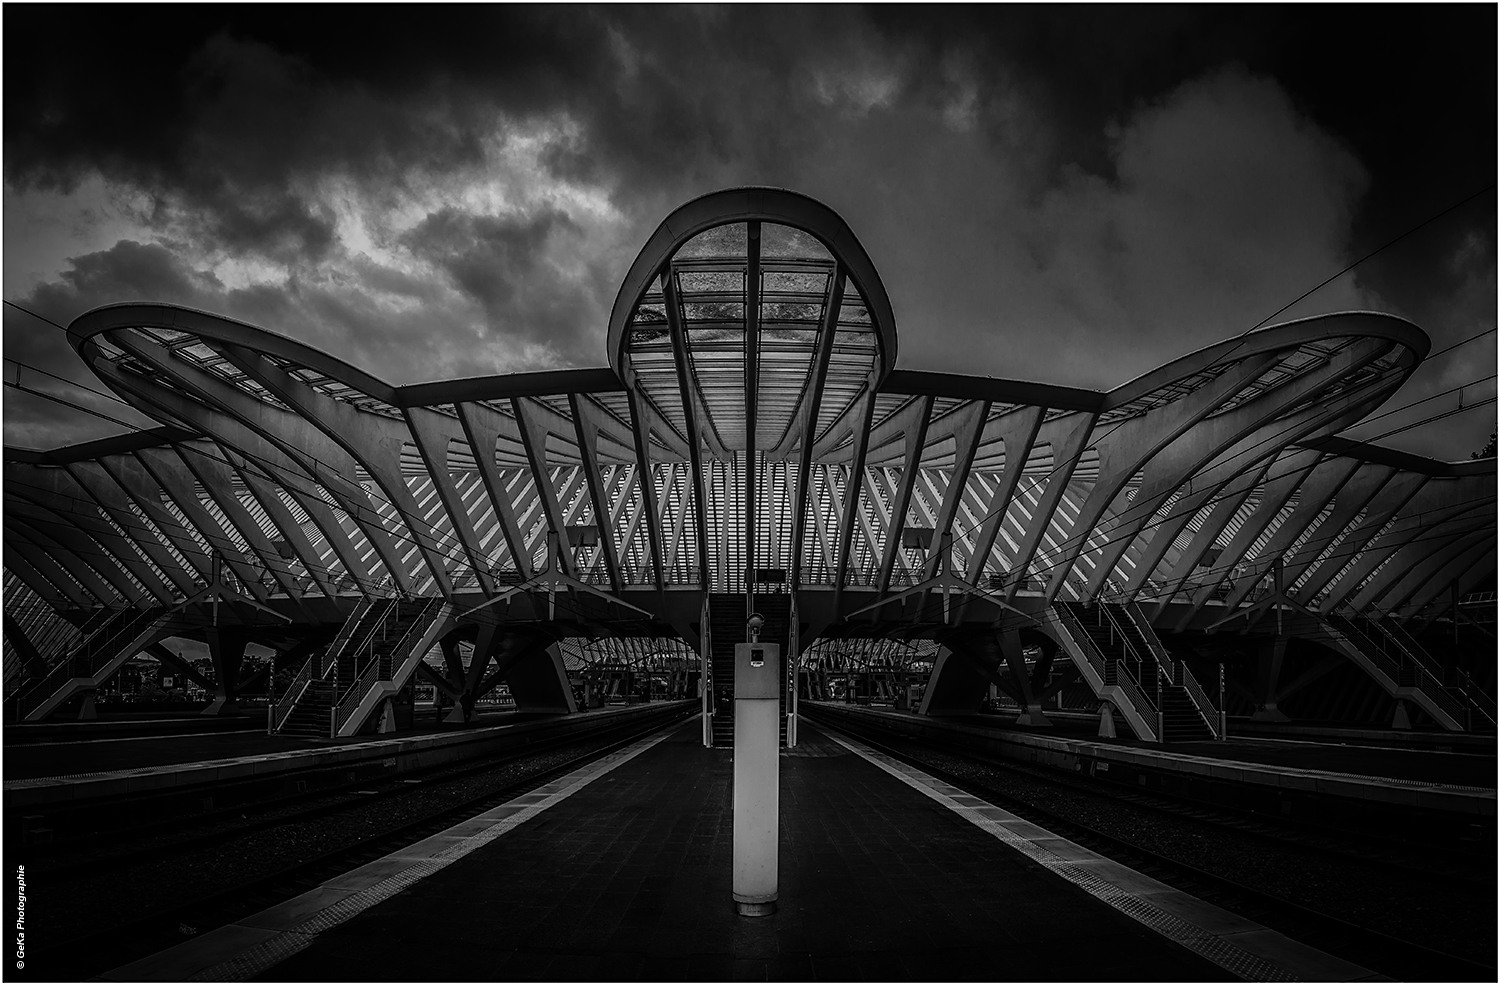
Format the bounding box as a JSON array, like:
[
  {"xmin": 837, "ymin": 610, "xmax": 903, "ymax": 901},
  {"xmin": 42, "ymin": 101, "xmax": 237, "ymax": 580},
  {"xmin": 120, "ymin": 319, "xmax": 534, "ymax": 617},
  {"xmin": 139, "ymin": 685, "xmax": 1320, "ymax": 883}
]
[{"xmin": 4, "ymin": 188, "xmax": 1495, "ymax": 741}]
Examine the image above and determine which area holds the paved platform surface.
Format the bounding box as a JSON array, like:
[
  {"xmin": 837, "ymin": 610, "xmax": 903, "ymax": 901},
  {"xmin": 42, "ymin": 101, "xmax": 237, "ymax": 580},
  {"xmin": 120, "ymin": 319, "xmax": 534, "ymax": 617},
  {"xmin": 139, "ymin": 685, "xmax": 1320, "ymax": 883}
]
[
  {"xmin": 155, "ymin": 719, "xmax": 1284, "ymax": 982},
  {"xmin": 4, "ymin": 709, "xmax": 560, "ymax": 780}
]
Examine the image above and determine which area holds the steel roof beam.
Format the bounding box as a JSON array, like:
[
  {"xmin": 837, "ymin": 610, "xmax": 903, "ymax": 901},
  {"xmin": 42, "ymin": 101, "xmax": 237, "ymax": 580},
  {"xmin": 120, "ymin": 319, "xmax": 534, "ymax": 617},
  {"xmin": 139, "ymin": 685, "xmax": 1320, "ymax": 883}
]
[
  {"xmin": 789, "ymin": 269, "xmax": 845, "ymax": 593},
  {"xmin": 662, "ymin": 267, "xmax": 712, "ymax": 590},
  {"xmin": 213, "ymin": 341, "xmax": 448, "ymax": 598}
]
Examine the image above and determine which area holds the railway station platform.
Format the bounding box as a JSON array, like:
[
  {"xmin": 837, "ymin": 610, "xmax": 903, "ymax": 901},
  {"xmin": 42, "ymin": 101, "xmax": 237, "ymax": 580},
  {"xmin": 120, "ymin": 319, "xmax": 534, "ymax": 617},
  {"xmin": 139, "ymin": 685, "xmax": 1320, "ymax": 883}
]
[
  {"xmin": 808, "ymin": 703, "xmax": 1496, "ymax": 805},
  {"xmin": 100, "ymin": 717, "xmax": 1379, "ymax": 982}
]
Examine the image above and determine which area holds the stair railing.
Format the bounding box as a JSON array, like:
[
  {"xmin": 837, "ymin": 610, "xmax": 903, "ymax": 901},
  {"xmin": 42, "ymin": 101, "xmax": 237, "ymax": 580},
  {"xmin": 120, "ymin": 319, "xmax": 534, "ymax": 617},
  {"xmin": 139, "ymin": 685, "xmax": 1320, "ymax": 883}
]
[
  {"xmin": 1327, "ymin": 612, "xmax": 1403, "ymax": 683},
  {"xmin": 271, "ymin": 597, "xmax": 385, "ymax": 735},
  {"xmin": 1330, "ymin": 610, "xmax": 1466, "ymax": 726},
  {"xmin": 1456, "ymin": 669, "xmax": 1497, "ymax": 728},
  {"xmin": 1120, "ymin": 602, "xmax": 1176, "ymax": 681},
  {"xmin": 270, "ymin": 652, "xmax": 316, "ymax": 733},
  {"xmin": 332, "ymin": 598, "xmax": 442, "ymax": 735},
  {"xmin": 19, "ymin": 606, "xmax": 167, "ymax": 716},
  {"xmin": 1124, "ymin": 602, "xmax": 1220, "ymax": 736},
  {"xmin": 319, "ymin": 597, "xmax": 381, "ymax": 679},
  {"xmin": 1096, "ymin": 604, "xmax": 1150, "ymax": 689},
  {"xmin": 1050, "ymin": 604, "xmax": 1106, "ymax": 683},
  {"xmin": 1051, "ymin": 604, "xmax": 1158, "ymax": 741},
  {"xmin": 1370, "ymin": 617, "xmax": 1468, "ymax": 723},
  {"xmin": 1177, "ymin": 662, "xmax": 1222, "ymax": 739},
  {"xmin": 18, "ymin": 599, "xmax": 116, "ymax": 671},
  {"xmin": 1112, "ymin": 658, "xmax": 1159, "ymax": 741}
]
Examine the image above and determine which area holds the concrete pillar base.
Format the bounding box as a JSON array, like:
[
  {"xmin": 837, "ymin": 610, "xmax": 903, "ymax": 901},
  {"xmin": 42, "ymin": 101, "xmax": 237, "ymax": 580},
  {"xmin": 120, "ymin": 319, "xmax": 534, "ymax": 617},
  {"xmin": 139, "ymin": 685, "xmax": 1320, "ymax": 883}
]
[
  {"xmin": 1098, "ymin": 702, "xmax": 1116, "ymax": 739},
  {"xmin": 443, "ymin": 704, "xmax": 468, "ymax": 724},
  {"xmin": 1015, "ymin": 705, "xmax": 1053, "ymax": 727},
  {"xmin": 735, "ymin": 900, "xmax": 776, "ymax": 917},
  {"xmin": 1392, "ymin": 699, "xmax": 1412, "ymax": 730},
  {"xmin": 1250, "ymin": 705, "xmax": 1290, "ymax": 722},
  {"xmin": 378, "ymin": 700, "xmax": 398, "ymax": 734},
  {"xmin": 76, "ymin": 692, "xmax": 98, "ymax": 721}
]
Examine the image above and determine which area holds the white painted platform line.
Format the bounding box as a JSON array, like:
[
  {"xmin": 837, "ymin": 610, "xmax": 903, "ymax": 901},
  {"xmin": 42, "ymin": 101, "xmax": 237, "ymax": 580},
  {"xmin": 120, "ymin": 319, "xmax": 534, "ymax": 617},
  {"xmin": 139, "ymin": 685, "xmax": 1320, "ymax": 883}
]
[
  {"xmin": 94, "ymin": 717, "xmax": 695, "ymax": 983},
  {"xmin": 827, "ymin": 731, "xmax": 1389, "ymax": 984}
]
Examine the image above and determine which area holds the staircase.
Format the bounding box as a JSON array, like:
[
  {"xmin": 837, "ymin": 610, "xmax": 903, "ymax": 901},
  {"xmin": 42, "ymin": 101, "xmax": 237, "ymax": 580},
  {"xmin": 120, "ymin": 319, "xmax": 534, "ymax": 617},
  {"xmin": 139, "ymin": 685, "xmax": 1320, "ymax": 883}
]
[
  {"xmin": 14, "ymin": 605, "xmax": 180, "ymax": 722},
  {"xmin": 707, "ymin": 592, "xmax": 792, "ymax": 748},
  {"xmin": 330, "ymin": 599, "xmax": 449, "ymax": 737},
  {"xmin": 1324, "ymin": 610, "xmax": 1466, "ymax": 731},
  {"xmin": 761, "ymin": 593, "xmax": 792, "ymax": 746},
  {"xmin": 280, "ymin": 680, "xmax": 334, "ymax": 738},
  {"xmin": 1111, "ymin": 602, "xmax": 1221, "ymax": 741},
  {"xmin": 709, "ymin": 593, "xmax": 743, "ymax": 747},
  {"xmin": 1051, "ymin": 601, "xmax": 1158, "ymax": 742},
  {"xmin": 1158, "ymin": 683, "xmax": 1215, "ymax": 741},
  {"xmin": 270, "ymin": 597, "xmax": 390, "ymax": 735}
]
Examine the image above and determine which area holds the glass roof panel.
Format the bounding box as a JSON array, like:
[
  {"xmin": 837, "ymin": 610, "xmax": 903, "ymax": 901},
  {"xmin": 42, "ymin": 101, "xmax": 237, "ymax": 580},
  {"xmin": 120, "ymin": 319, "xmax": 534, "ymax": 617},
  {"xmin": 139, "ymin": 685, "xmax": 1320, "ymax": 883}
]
[
  {"xmin": 761, "ymin": 223, "xmax": 832, "ymax": 261},
  {"xmin": 764, "ymin": 270, "xmax": 828, "ymax": 295},
  {"xmin": 677, "ymin": 222, "xmax": 746, "ymax": 259}
]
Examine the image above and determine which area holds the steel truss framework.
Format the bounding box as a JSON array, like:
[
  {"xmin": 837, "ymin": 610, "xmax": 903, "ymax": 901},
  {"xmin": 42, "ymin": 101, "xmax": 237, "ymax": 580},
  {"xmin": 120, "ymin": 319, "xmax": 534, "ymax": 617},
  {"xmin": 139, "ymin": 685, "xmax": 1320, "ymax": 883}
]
[{"xmin": 4, "ymin": 188, "xmax": 1495, "ymax": 729}]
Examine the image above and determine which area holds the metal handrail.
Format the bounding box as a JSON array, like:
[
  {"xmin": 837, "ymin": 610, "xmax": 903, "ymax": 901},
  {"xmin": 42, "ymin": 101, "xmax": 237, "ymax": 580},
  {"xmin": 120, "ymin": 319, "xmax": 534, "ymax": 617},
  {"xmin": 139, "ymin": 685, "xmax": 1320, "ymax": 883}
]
[
  {"xmin": 1050, "ymin": 605, "xmax": 1105, "ymax": 682},
  {"xmin": 1369, "ymin": 621, "xmax": 1468, "ymax": 723},
  {"xmin": 1327, "ymin": 613, "xmax": 1402, "ymax": 682},
  {"xmin": 270, "ymin": 651, "xmax": 316, "ymax": 732},
  {"xmin": 1457, "ymin": 669, "xmax": 1497, "ymax": 725},
  {"xmin": 1330, "ymin": 612, "xmax": 1466, "ymax": 725},
  {"xmin": 271, "ymin": 597, "xmax": 384, "ymax": 733},
  {"xmin": 1113, "ymin": 659, "xmax": 1159, "ymax": 739},
  {"xmin": 332, "ymin": 599, "xmax": 441, "ymax": 734},
  {"xmin": 1372, "ymin": 616, "xmax": 1448, "ymax": 688},
  {"xmin": 1117, "ymin": 602, "xmax": 1176, "ymax": 680},
  {"xmin": 1349, "ymin": 612, "xmax": 1463, "ymax": 722},
  {"xmin": 1178, "ymin": 662, "xmax": 1221, "ymax": 739},
  {"xmin": 19, "ymin": 606, "xmax": 166, "ymax": 714},
  {"xmin": 1052, "ymin": 604, "xmax": 1157, "ymax": 739},
  {"xmin": 322, "ymin": 597, "xmax": 387, "ymax": 678},
  {"xmin": 11, "ymin": 598, "xmax": 114, "ymax": 669}
]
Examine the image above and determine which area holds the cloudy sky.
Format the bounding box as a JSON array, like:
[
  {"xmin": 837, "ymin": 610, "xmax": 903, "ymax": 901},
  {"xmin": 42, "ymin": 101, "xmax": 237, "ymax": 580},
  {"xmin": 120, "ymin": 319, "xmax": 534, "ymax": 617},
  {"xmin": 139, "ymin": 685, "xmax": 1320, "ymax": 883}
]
[{"xmin": 4, "ymin": 6, "xmax": 1495, "ymax": 459}]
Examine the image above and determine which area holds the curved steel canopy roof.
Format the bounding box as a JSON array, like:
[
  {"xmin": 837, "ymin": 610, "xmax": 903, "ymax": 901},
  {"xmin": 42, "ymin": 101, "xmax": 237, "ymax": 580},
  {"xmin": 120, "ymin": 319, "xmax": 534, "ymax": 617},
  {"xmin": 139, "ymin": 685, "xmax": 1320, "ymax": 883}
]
[{"xmin": 4, "ymin": 188, "xmax": 1492, "ymax": 646}]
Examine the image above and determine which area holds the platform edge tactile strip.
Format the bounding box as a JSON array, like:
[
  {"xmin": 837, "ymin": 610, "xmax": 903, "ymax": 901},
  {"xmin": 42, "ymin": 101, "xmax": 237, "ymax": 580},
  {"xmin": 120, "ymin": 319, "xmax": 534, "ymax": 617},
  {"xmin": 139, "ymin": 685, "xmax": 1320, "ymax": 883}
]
[
  {"xmin": 826, "ymin": 730, "xmax": 1391, "ymax": 984},
  {"xmin": 90, "ymin": 721, "xmax": 688, "ymax": 983}
]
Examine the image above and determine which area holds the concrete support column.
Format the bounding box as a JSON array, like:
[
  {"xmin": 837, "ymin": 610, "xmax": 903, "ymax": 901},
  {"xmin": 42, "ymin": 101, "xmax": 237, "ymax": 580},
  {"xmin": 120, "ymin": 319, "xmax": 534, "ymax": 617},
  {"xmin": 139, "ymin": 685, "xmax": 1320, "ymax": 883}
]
[
  {"xmin": 202, "ymin": 627, "xmax": 250, "ymax": 715},
  {"xmin": 438, "ymin": 633, "xmax": 480, "ymax": 723},
  {"xmin": 439, "ymin": 625, "xmax": 579, "ymax": 719},
  {"xmin": 503, "ymin": 642, "xmax": 578, "ymax": 714},
  {"xmin": 1098, "ymin": 700, "xmax": 1117, "ymax": 739},
  {"xmin": 1003, "ymin": 629, "xmax": 1055, "ymax": 728},
  {"xmin": 1391, "ymin": 698, "xmax": 1412, "ymax": 730},
  {"xmin": 1250, "ymin": 637, "xmax": 1290, "ymax": 722},
  {"xmin": 917, "ymin": 645, "xmax": 990, "ymax": 716}
]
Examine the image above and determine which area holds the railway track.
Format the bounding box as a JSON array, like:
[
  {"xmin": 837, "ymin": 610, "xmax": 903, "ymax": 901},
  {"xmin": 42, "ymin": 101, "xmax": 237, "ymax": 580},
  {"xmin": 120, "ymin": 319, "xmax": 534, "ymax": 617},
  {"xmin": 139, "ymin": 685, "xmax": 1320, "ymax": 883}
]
[
  {"xmin": 807, "ymin": 710, "xmax": 1496, "ymax": 983},
  {"xmin": 24, "ymin": 707, "xmax": 695, "ymax": 981}
]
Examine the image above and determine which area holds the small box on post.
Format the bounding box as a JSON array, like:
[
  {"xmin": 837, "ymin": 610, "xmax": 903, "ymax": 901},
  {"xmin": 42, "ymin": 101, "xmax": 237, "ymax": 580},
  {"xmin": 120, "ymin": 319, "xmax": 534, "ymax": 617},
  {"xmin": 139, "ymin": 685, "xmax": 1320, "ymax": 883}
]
[{"xmin": 733, "ymin": 615, "xmax": 780, "ymax": 917}]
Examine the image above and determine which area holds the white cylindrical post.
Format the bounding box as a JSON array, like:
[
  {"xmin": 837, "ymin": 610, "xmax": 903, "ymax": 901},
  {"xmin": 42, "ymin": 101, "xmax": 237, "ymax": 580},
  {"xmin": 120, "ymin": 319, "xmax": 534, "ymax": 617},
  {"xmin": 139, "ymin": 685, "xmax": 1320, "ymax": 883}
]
[{"xmin": 733, "ymin": 622, "xmax": 780, "ymax": 917}]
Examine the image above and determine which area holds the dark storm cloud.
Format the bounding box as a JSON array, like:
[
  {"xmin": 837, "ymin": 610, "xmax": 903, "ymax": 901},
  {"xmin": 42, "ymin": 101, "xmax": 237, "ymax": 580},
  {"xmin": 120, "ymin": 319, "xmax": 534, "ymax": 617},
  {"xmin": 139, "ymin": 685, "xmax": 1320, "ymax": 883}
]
[
  {"xmin": 4, "ymin": 6, "xmax": 1494, "ymax": 456},
  {"xmin": 3, "ymin": 238, "xmax": 497, "ymax": 403},
  {"xmin": 400, "ymin": 205, "xmax": 605, "ymax": 360}
]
